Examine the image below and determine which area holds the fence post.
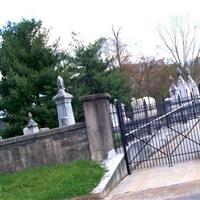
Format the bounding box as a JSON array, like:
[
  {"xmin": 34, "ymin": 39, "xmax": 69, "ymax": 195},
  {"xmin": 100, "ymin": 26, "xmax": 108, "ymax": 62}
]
[
  {"xmin": 143, "ymin": 100, "xmax": 151, "ymax": 135},
  {"xmin": 178, "ymin": 95, "xmax": 187, "ymax": 123},
  {"xmin": 115, "ymin": 101, "xmax": 131, "ymax": 175},
  {"xmin": 80, "ymin": 93, "xmax": 115, "ymax": 161},
  {"xmin": 191, "ymin": 93, "xmax": 197, "ymax": 118},
  {"xmin": 162, "ymin": 95, "xmax": 169, "ymax": 128}
]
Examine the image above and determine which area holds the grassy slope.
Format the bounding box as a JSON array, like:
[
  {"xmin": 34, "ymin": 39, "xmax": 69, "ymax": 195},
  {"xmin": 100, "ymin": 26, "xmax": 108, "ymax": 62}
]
[{"xmin": 0, "ymin": 160, "xmax": 104, "ymax": 200}]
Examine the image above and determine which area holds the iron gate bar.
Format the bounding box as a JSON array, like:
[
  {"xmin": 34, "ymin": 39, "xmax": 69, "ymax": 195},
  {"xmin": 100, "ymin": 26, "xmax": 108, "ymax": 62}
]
[
  {"xmin": 128, "ymin": 134, "xmax": 168, "ymax": 156},
  {"xmin": 115, "ymin": 101, "xmax": 131, "ymax": 175},
  {"xmin": 166, "ymin": 124, "xmax": 198, "ymax": 151},
  {"xmin": 168, "ymin": 125, "xmax": 200, "ymax": 150},
  {"xmin": 162, "ymin": 136, "xmax": 173, "ymax": 167},
  {"xmin": 167, "ymin": 118, "xmax": 200, "ymax": 155},
  {"xmin": 125, "ymin": 100, "xmax": 198, "ymax": 161},
  {"xmin": 125, "ymin": 104, "xmax": 197, "ymax": 163},
  {"xmin": 110, "ymin": 95, "xmax": 200, "ymax": 172},
  {"xmin": 129, "ymin": 127, "xmax": 181, "ymax": 168},
  {"xmin": 125, "ymin": 100, "xmax": 195, "ymax": 137},
  {"xmin": 128, "ymin": 127, "xmax": 168, "ymax": 163}
]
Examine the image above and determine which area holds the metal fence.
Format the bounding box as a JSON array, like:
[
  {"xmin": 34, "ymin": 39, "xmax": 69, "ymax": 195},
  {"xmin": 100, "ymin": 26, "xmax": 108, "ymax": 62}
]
[{"xmin": 109, "ymin": 95, "xmax": 200, "ymax": 174}]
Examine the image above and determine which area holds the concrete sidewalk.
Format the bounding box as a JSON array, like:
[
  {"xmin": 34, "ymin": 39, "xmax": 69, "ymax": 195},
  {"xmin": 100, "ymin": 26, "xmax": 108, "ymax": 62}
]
[{"xmin": 105, "ymin": 160, "xmax": 200, "ymax": 200}]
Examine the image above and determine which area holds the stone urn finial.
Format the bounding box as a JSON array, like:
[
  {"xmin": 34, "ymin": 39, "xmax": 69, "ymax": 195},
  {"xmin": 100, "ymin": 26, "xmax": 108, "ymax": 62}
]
[
  {"xmin": 57, "ymin": 76, "xmax": 65, "ymax": 92},
  {"xmin": 28, "ymin": 112, "xmax": 32, "ymax": 119}
]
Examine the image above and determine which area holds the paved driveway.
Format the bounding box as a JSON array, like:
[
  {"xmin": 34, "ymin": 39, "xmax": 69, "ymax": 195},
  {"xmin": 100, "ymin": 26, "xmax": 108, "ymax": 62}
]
[
  {"xmin": 167, "ymin": 193, "xmax": 200, "ymax": 200},
  {"xmin": 105, "ymin": 160, "xmax": 200, "ymax": 200}
]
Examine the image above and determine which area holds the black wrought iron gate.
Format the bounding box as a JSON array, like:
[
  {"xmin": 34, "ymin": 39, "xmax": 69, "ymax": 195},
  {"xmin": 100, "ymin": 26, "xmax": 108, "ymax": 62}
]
[{"xmin": 110, "ymin": 97, "xmax": 200, "ymax": 174}]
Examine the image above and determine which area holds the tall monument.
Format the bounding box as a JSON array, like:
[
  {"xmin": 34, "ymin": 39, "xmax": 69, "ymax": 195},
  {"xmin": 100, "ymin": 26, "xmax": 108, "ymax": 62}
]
[
  {"xmin": 176, "ymin": 68, "xmax": 191, "ymax": 99},
  {"xmin": 186, "ymin": 67, "xmax": 200, "ymax": 98},
  {"xmin": 53, "ymin": 76, "xmax": 75, "ymax": 127}
]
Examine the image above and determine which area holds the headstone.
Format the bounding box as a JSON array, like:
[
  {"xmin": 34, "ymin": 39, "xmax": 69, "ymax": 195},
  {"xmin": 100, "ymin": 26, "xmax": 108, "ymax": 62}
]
[
  {"xmin": 109, "ymin": 103, "xmax": 119, "ymax": 127},
  {"xmin": 186, "ymin": 67, "xmax": 200, "ymax": 98},
  {"xmin": 176, "ymin": 68, "xmax": 191, "ymax": 99},
  {"xmin": 168, "ymin": 76, "xmax": 180, "ymax": 101},
  {"xmin": 23, "ymin": 112, "xmax": 39, "ymax": 135},
  {"xmin": 23, "ymin": 127, "xmax": 29, "ymax": 135},
  {"xmin": 121, "ymin": 103, "xmax": 131, "ymax": 124},
  {"xmin": 53, "ymin": 76, "xmax": 75, "ymax": 127},
  {"xmin": 27, "ymin": 112, "xmax": 39, "ymax": 134},
  {"xmin": 131, "ymin": 97, "xmax": 145, "ymax": 120},
  {"xmin": 131, "ymin": 97, "xmax": 157, "ymax": 120}
]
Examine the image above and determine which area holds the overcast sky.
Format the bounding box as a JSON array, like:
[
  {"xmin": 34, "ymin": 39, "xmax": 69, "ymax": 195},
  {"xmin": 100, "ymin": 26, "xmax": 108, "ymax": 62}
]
[{"xmin": 0, "ymin": 0, "xmax": 200, "ymax": 59}]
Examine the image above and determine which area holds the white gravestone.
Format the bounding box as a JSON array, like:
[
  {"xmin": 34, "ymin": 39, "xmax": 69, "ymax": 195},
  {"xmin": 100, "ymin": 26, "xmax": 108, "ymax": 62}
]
[
  {"xmin": 23, "ymin": 112, "xmax": 39, "ymax": 135},
  {"xmin": 186, "ymin": 67, "xmax": 200, "ymax": 98},
  {"xmin": 168, "ymin": 76, "xmax": 180, "ymax": 101},
  {"xmin": 121, "ymin": 103, "xmax": 131, "ymax": 124},
  {"xmin": 110, "ymin": 102, "xmax": 130, "ymax": 126},
  {"xmin": 131, "ymin": 97, "xmax": 157, "ymax": 120},
  {"xmin": 53, "ymin": 76, "xmax": 75, "ymax": 127},
  {"xmin": 176, "ymin": 68, "xmax": 191, "ymax": 100},
  {"xmin": 110, "ymin": 103, "xmax": 119, "ymax": 127},
  {"xmin": 165, "ymin": 76, "xmax": 181, "ymax": 110}
]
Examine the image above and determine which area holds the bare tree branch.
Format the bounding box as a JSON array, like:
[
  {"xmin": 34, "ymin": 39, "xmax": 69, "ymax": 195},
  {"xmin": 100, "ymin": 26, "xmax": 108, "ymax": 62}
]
[
  {"xmin": 157, "ymin": 15, "xmax": 200, "ymax": 68},
  {"xmin": 157, "ymin": 28, "xmax": 180, "ymax": 64}
]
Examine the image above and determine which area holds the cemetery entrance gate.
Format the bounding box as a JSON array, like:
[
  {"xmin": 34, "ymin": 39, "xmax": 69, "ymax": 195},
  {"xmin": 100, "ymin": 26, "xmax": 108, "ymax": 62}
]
[{"xmin": 110, "ymin": 97, "xmax": 200, "ymax": 174}]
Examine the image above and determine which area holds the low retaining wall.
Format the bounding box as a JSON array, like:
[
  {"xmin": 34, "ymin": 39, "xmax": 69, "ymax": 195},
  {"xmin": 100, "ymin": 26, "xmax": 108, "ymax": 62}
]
[
  {"xmin": 92, "ymin": 153, "xmax": 127, "ymax": 197},
  {"xmin": 0, "ymin": 122, "xmax": 90, "ymax": 173}
]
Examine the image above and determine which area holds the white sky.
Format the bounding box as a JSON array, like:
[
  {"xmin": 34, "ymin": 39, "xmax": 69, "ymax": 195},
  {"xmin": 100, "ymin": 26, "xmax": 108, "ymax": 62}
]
[{"xmin": 0, "ymin": 0, "xmax": 200, "ymax": 59}]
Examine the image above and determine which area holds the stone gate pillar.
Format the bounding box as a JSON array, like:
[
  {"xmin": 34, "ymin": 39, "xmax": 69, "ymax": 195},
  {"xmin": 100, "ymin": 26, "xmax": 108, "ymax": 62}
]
[{"xmin": 80, "ymin": 93, "xmax": 115, "ymax": 161}]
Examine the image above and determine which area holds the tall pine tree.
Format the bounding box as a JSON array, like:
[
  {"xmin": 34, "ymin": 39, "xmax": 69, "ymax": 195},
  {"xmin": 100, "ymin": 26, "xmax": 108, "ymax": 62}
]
[
  {"xmin": 65, "ymin": 38, "xmax": 133, "ymax": 121},
  {"xmin": 0, "ymin": 19, "xmax": 63, "ymax": 138}
]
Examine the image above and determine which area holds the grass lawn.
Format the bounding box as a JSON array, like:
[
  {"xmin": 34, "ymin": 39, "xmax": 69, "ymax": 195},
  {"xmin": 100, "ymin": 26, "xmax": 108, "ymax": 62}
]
[{"xmin": 0, "ymin": 160, "xmax": 104, "ymax": 200}]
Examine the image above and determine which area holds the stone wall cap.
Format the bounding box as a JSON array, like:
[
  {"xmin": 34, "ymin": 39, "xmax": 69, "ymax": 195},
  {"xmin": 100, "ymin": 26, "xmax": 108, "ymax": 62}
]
[
  {"xmin": 80, "ymin": 93, "xmax": 111, "ymax": 102},
  {"xmin": 0, "ymin": 122, "xmax": 86, "ymax": 147}
]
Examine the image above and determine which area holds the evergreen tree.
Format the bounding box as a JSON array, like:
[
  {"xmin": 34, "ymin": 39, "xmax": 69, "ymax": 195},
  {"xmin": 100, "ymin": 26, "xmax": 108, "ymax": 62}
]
[
  {"xmin": 0, "ymin": 19, "xmax": 63, "ymax": 138},
  {"xmin": 65, "ymin": 38, "xmax": 133, "ymax": 121},
  {"xmin": 0, "ymin": 20, "xmax": 133, "ymax": 138}
]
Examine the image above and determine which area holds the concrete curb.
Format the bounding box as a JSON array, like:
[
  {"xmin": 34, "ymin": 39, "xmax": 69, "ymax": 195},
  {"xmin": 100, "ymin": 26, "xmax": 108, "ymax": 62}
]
[
  {"xmin": 70, "ymin": 194, "xmax": 103, "ymax": 200},
  {"xmin": 106, "ymin": 180, "xmax": 200, "ymax": 200},
  {"xmin": 91, "ymin": 153, "xmax": 127, "ymax": 198}
]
